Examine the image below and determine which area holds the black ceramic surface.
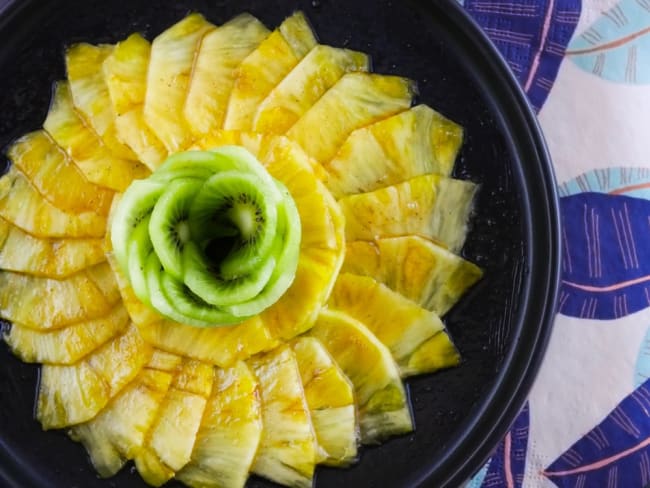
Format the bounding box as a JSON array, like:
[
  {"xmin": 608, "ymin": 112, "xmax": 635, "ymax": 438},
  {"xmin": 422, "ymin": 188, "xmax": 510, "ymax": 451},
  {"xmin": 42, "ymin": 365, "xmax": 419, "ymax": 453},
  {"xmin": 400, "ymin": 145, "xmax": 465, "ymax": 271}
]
[{"xmin": 0, "ymin": 0, "xmax": 560, "ymax": 487}]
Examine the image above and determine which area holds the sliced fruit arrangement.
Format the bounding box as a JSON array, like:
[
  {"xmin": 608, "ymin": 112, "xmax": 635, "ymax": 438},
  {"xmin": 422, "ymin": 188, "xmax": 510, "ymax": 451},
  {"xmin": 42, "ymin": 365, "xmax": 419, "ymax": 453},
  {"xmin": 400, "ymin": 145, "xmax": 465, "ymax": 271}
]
[{"xmin": 0, "ymin": 10, "xmax": 483, "ymax": 488}]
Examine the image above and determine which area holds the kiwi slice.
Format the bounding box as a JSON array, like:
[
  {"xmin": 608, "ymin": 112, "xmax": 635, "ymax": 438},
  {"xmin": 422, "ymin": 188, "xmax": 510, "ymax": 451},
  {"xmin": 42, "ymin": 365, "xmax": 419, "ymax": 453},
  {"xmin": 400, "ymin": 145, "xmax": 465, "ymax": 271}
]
[
  {"xmin": 188, "ymin": 171, "xmax": 279, "ymax": 280},
  {"xmin": 150, "ymin": 150, "xmax": 235, "ymax": 182},
  {"xmin": 149, "ymin": 178, "xmax": 203, "ymax": 280},
  {"xmin": 127, "ymin": 214, "xmax": 154, "ymax": 304},
  {"xmin": 111, "ymin": 179, "xmax": 165, "ymax": 271},
  {"xmin": 182, "ymin": 241, "xmax": 276, "ymax": 311},
  {"xmin": 223, "ymin": 181, "xmax": 301, "ymax": 317}
]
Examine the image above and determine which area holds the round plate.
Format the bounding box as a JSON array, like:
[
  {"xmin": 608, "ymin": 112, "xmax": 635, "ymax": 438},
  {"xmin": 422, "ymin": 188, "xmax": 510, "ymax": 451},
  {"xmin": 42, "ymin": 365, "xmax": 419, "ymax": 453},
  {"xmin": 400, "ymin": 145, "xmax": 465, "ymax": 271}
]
[{"xmin": 0, "ymin": 0, "xmax": 560, "ymax": 486}]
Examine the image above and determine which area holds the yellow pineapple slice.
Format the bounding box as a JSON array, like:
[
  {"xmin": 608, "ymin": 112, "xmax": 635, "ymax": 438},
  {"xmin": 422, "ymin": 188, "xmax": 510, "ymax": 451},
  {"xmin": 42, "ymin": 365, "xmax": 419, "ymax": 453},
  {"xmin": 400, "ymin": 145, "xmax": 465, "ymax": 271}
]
[
  {"xmin": 343, "ymin": 236, "xmax": 482, "ymax": 315},
  {"xmin": 177, "ymin": 362, "xmax": 263, "ymax": 488},
  {"xmin": 329, "ymin": 273, "xmax": 460, "ymax": 377},
  {"xmin": 184, "ymin": 13, "xmax": 269, "ymax": 136},
  {"xmin": 68, "ymin": 350, "xmax": 181, "ymax": 477},
  {"xmin": 104, "ymin": 33, "xmax": 168, "ymax": 169},
  {"xmin": 43, "ymin": 82, "xmax": 150, "ymax": 191},
  {"xmin": 4, "ymin": 304, "xmax": 129, "ymax": 364},
  {"xmin": 252, "ymin": 45, "xmax": 369, "ymax": 134},
  {"xmin": 309, "ymin": 310, "xmax": 413, "ymax": 443},
  {"xmin": 0, "ymin": 218, "xmax": 104, "ymax": 278},
  {"xmin": 249, "ymin": 345, "xmax": 317, "ymax": 488},
  {"xmin": 8, "ymin": 130, "xmax": 114, "ymax": 215},
  {"xmin": 291, "ymin": 336, "xmax": 358, "ymax": 466},
  {"xmin": 36, "ymin": 324, "xmax": 152, "ymax": 429},
  {"xmin": 65, "ymin": 43, "xmax": 138, "ymax": 160},
  {"xmin": 144, "ymin": 13, "xmax": 215, "ymax": 152},
  {"xmin": 338, "ymin": 174, "xmax": 477, "ymax": 253},
  {"xmin": 223, "ymin": 11, "xmax": 317, "ymax": 131},
  {"xmin": 70, "ymin": 366, "xmax": 173, "ymax": 477},
  {"xmin": 135, "ymin": 359, "xmax": 214, "ymax": 486},
  {"xmin": 287, "ymin": 72, "xmax": 414, "ymax": 163},
  {"xmin": 0, "ymin": 167, "xmax": 106, "ymax": 238},
  {"xmin": 0, "ymin": 262, "xmax": 119, "ymax": 330},
  {"xmin": 324, "ymin": 105, "xmax": 464, "ymax": 196}
]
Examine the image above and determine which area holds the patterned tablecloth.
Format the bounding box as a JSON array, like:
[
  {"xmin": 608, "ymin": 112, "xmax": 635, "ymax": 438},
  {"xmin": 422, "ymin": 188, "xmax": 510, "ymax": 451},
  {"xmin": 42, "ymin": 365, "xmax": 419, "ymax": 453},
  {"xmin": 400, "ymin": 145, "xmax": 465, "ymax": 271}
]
[{"xmin": 461, "ymin": 0, "xmax": 650, "ymax": 487}]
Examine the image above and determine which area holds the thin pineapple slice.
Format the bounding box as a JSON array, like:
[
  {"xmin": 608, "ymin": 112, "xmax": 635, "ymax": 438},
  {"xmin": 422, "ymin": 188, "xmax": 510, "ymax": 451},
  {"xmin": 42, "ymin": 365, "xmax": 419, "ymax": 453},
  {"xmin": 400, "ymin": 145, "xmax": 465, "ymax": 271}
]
[
  {"xmin": 0, "ymin": 167, "xmax": 106, "ymax": 238},
  {"xmin": 343, "ymin": 236, "xmax": 482, "ymax": 315},
  {"xmin": 328, "ymin": 273, "xmax": 460, "ymax": 377},
  {"xmin": 184, "ymin": 13, "xmax": 269, "ymax": 136},
  {"xmin": 309, "ymin": 310, "xmax": 413, "ymax": 443},
  {"xmin": 104, "ymin": 34, "xmax": 168, "ymax": 169},
  {"xmin": 68, "ymin": 350, "xmax": 181, "ymax": 477},
  {"xmin": 0, "ymin": 218, "xmax": 104, "ymax": 278},
  {"xmin": 144, "ymin": 13, "xmax": 215, "ymax": 152},
  {"xmin": 291, "ymin": 337, "xmax": 358, "ymax": 466},
  {"xmin": 0, "ymin": 262, "xmax": 119, "ymax": 330},
  {"xmin": 249, "ymin": 346, "xmax": 317, "ymax": 488},
  {"xmin": 135, "ymin": 359, "xmax": 214, "ymax": 486},
  {"xmin": 177, "ymin": 362, "xmax": 263, "ymax": 488},
  {"xmin": 287, "ymin": 72, "xmax": 415, "ymax": 163},
  {"xmin": 4, "ymin": 304, "xmax": 129, "ymax": 364},
  {"xmin": 324, "ymin": 105, "xmax": 464, "ymax": 196},
  {"xmin": 252, "ymin": 45, "xmax": 369, "ymax": 134},
  {"xmin": 36, "ymin": 324, "xmax": 152, "ymax": 429},
  {"xmin": 223, "ymin": 11, "xmax": 317, "ymax": 131},
  {"xmin": 66, "ymin": 43, "xmax": 137, "ymax": 160},
  {"xmin": 43, "ymin": 82, "xmax": 150, "ymax": 191},
  {"xmin": 338, "ymin": 174, "xmax": 477, "ymax": 253},
  {"xmin": 69, "ymin": 366, "xmax": 174, "ymax": 477},
  {"xmin": 8, "ymin": 130, "xmax": 114, "ymax": 215}
]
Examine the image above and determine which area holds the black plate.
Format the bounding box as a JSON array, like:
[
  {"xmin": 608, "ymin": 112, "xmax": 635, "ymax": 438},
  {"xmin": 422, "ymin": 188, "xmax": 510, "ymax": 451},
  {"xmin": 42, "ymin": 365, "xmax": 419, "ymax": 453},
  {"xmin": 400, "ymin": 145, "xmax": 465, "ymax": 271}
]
[{"xmin": 0, "ymin": 0, "xmax": 560, "ymax": 486}]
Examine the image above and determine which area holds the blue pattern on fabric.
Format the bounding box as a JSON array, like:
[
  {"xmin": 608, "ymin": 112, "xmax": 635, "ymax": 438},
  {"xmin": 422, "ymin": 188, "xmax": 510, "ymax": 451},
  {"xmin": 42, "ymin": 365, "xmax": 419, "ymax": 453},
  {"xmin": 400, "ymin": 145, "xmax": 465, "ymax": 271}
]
[
  {"xmin": 545, "ymin": 379, "xmax": 650, "ymax": 487},
  {"xmin": 568, "ymin": 0, "xmax": 650, "ymax": 84},
  {"xmin": 559, "ymin": 192, "xmax": 650, "ymax": 320},
  {"xmin": 464, "ymin": 0, "xmax": 581, "ymax": 111}
]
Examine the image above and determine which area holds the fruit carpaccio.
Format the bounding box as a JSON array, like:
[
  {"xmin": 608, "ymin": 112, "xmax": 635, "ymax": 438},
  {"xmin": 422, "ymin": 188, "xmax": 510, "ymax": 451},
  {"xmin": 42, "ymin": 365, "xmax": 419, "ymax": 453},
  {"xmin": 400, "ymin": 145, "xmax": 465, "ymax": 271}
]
[{"xmin": 0, "ymin": 10, "xmax": 482, "ymax": 488}]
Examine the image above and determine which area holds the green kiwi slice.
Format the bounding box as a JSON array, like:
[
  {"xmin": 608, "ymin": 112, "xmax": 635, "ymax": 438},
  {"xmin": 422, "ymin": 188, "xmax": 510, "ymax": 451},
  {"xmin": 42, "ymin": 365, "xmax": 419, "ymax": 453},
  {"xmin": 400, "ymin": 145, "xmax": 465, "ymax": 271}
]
[
  {"xmin": 182, "ymin": 241, "xmax": 276, "ymax": 311},
  {"xmin": 111, "ymin": 179, "xmax": 165, "ymax": 271},
  {"xmin": 127, "ymin": 214, "xmax": 154, "ymax": 304},
  {"xmin": 222, "ymin": 181, "xmax": 301, "ymax": 317},
  {"xmin": 149, "ymin": 178, "xmax": 204, "ymax": 281},
  {"xmin": 188, "ymin": 171, "xmax": 280, "ymax": 280}
]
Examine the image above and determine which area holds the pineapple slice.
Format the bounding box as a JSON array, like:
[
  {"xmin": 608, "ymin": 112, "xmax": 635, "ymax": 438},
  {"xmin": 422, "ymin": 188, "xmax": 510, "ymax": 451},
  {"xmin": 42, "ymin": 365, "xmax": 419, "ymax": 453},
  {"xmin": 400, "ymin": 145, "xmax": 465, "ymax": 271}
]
[
  {"xmin": 0, "ymin": 167, "xmax": 106, "ymax": 238},
  {"xmin": 338, "ymin": 174, "xmax": 477, "ymax": 253},
  {"xmin": 68, "ymin": 351, "xmax": 182, "ymax": 477},
  {"xmin": 249, "ymin": 346, "xmax": 317, "ymax": 488},
  {"xmin": 36, "ymin": 324, "xmax": 152, "ymax": 429},
  {"xmin": 184, "ymin": 13, "xmax": 269, "ymax": 136},
  {"xmin": 0, "ymin": 218, "xmax": 104, "ymax": 278},
  {"xmin": 69, "ymin": 366, "xmax": 174, "ymax": 477},
  {"xmin": 43, "ymin": 82, "xmax": 150, "ymax": 191},
  {"xmin": 252, "ymin": 45, "xmax": 369, "ymax": 134},
  {"xmin": 324, "ymin": 105, "xmax": 464, "ymax": 196},
  {"xmin": 65, "ymin": 43, "xmax": 138, "ymax": 160},
  {"xmin": 287, "ymin": 72, "xmax": 415, "ymax": 163},
  {"xmin": 309, "ymin": 310, "xmax": 413, "ymax": 443},
  {"xmin": 177, "ymin": 362, "xmax": 263, "ymax": 488},
  {"xmin": 135, "ymin": 359, "xmax": 214, "ymax": 486},
  {"xmin": 291, "ymin": 337, "xmax": 358, "ymax": 466},
  {"xmin": 144, "ymin": 13, "xmax": 215, "ymax": 152},
  {"xmin": 223, "ymin": 11, "xmax": 317, "ymax": 131},
  {"xmin": 329, "ymin": 273, "xmax": 460, "ymax": 377},
  {"xmin": 0, "ymin": 262, "xmax": 120, "ymax": 330},
  {"xmin": 104, "ymin": 34, "xmax": 168, "ymax": 169},
  {"xmin": 4, "ymin": 304, "xmax": 129, "ymax": 364},
  {"xmin": 343, "ymin": 236, "xmax": 483, "ymax": 315},
  {"xmin": 8, "ymin": 130, "xmax": 114, "ymax": 215}
]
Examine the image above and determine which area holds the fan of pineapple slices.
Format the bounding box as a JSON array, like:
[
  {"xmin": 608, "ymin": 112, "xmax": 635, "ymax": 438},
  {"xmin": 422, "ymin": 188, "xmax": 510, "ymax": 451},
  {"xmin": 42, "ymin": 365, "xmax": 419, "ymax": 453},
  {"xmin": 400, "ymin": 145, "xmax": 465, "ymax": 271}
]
[{"xmin": 0, "ymin": 10, "xmax": 484, "ymax": 488}]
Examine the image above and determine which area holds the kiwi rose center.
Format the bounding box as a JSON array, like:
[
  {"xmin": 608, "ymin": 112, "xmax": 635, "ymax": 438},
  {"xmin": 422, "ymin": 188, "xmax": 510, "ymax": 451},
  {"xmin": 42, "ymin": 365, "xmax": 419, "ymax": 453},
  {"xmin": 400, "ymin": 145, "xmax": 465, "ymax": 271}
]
[{"xmin": 110, "ymin": 146, "xmax": 302, "ymax": 328}]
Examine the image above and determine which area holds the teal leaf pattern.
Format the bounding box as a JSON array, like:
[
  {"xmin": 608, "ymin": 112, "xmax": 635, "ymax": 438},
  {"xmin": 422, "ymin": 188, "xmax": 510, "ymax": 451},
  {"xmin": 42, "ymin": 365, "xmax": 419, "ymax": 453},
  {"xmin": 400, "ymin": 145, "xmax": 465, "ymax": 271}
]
[
  {"xmin": 635, "ymin": 326, "xmax": 650, "ymax": 388},
  {"xmin": 568, "ymin": 0, "xmax": 650, "ymax": 83}
]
